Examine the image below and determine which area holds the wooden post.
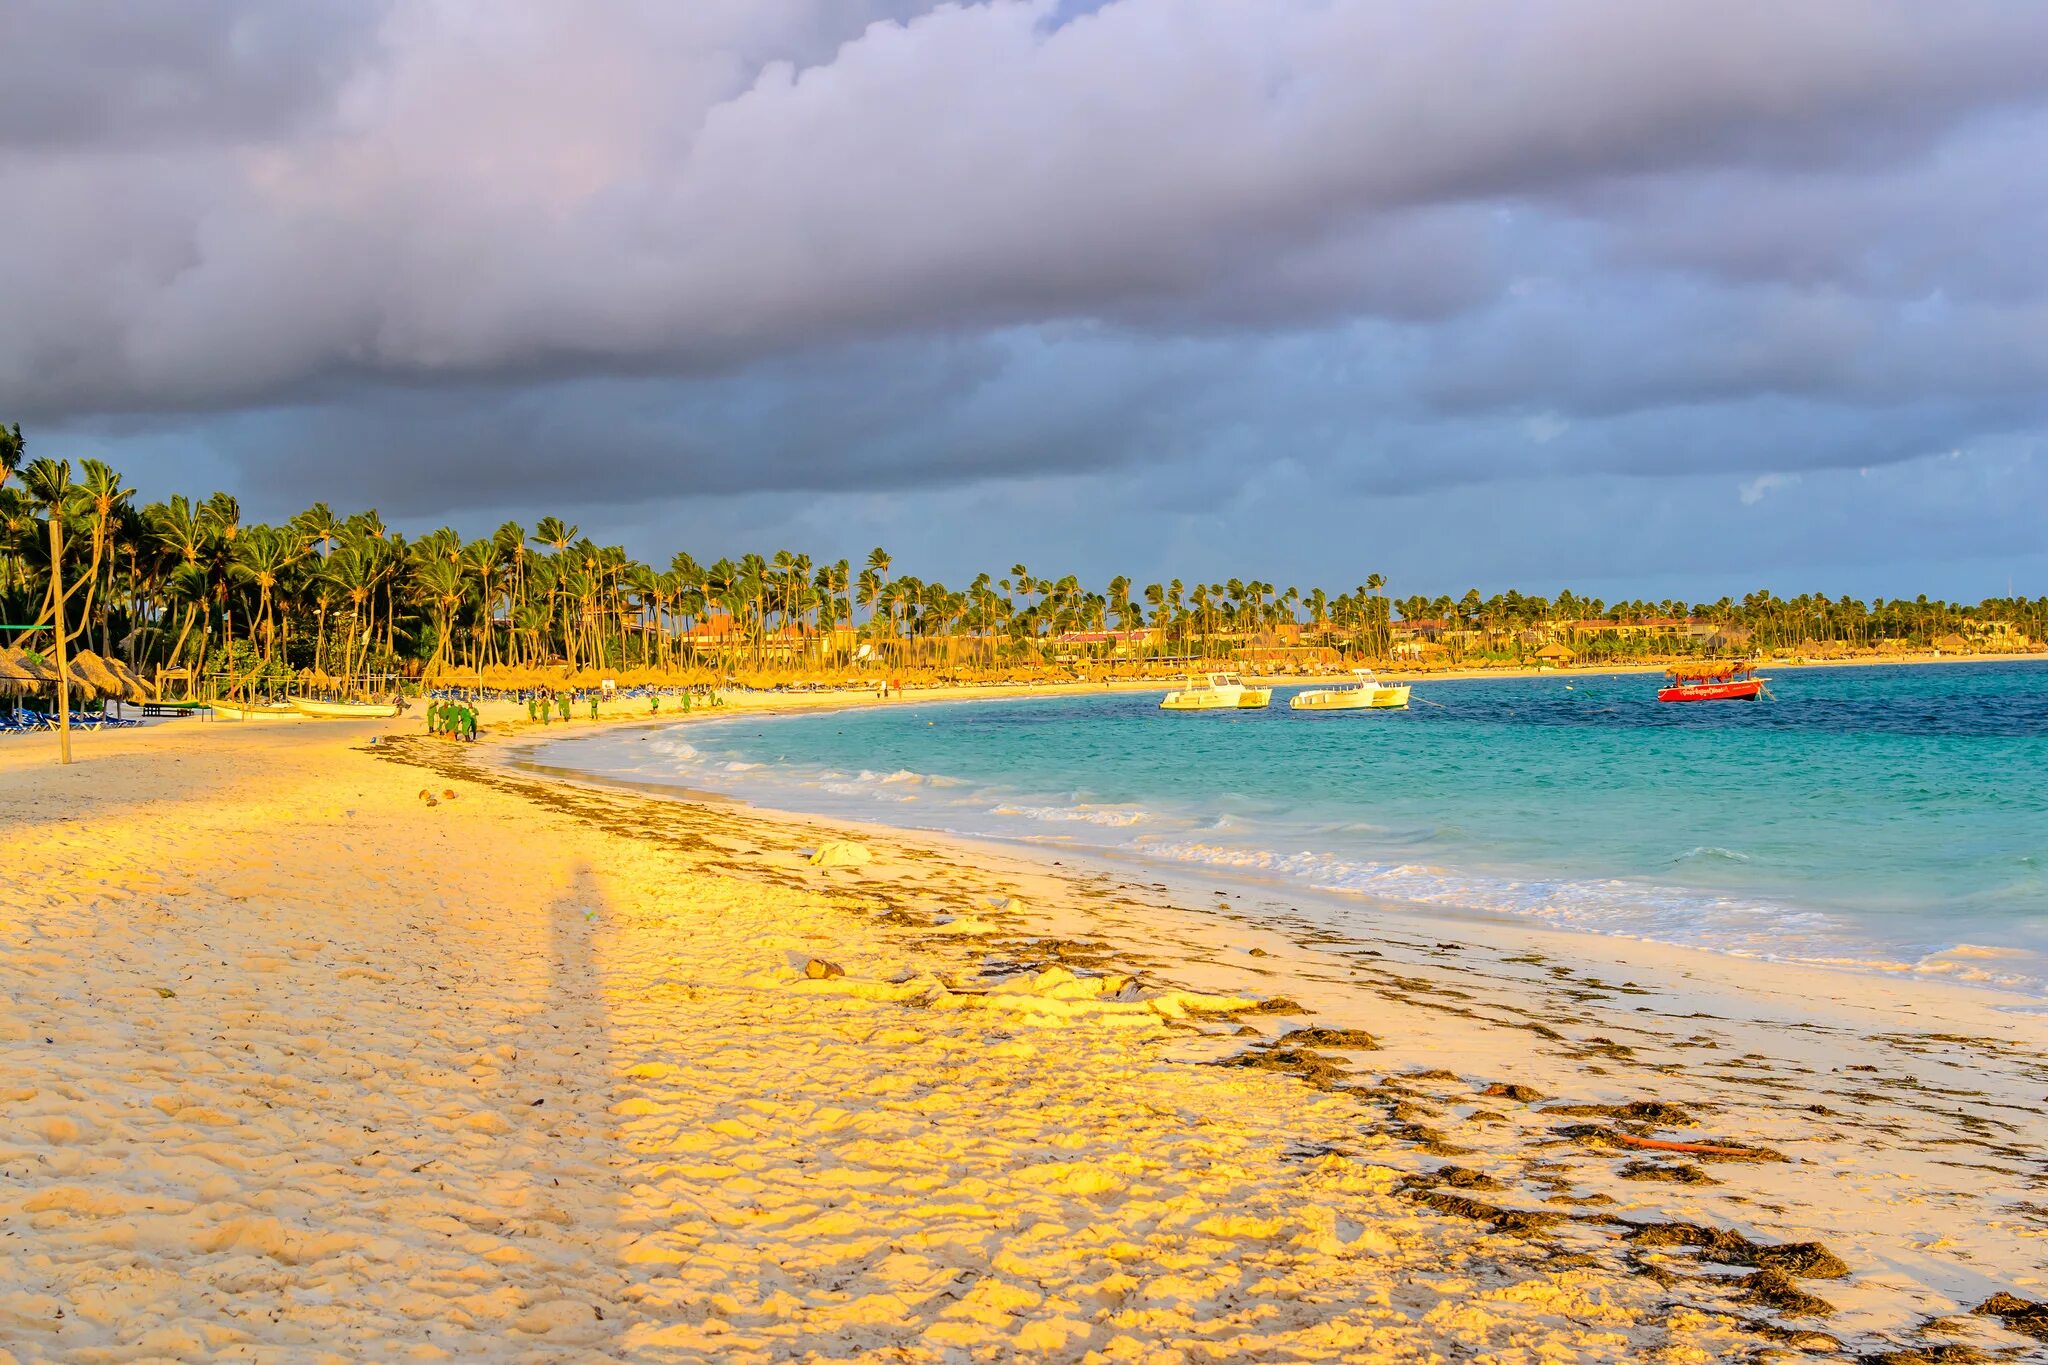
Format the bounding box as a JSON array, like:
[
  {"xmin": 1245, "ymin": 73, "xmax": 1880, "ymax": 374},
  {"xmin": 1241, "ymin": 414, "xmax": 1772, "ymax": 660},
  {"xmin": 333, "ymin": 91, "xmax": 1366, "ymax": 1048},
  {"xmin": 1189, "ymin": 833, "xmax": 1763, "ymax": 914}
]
[{"xmin": 48, "ymin": 510, "xmax": 71, "ymax": 765}]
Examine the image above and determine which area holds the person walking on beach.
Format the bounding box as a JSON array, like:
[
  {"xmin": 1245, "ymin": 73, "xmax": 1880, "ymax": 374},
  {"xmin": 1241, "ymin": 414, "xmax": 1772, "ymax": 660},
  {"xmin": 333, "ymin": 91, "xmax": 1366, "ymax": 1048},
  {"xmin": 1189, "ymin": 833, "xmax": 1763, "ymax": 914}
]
[
  {"xmin": 589, "ymin": 694, "xmax": 599, "ymax": 721},
  {"xmin": 557, "ymin": 693, "xmax": 571, "ymax": 724}
]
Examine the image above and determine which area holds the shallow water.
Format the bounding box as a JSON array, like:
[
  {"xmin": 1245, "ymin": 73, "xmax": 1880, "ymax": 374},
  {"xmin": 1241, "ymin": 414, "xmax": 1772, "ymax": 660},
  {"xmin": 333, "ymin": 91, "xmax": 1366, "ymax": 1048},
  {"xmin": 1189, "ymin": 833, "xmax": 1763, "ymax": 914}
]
[{"xmin": 541, "ymin": 662, "xmax": 2048, "ymax": 996}]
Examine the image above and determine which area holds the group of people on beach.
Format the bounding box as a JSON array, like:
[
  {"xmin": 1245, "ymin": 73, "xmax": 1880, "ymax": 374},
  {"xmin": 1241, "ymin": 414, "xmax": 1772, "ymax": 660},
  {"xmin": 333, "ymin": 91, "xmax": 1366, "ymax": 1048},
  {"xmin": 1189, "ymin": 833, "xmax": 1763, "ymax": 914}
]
[
  {"xmin": 526, "ymin": 692, "xmax": 586, "ymax": 725},
  {"xmin": 425, "ymin": 698, "xmax": 479, "ymax": 741},
  {"xmin": 416, "ymin": 685, "xmax": 724, "ymax": 739}
]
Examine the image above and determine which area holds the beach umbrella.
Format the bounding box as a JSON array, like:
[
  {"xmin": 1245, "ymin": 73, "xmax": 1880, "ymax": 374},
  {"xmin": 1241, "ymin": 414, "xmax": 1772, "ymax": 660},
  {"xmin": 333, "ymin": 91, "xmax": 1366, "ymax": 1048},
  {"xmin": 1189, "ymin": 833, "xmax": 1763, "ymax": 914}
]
[
  {"xmin": 105, "ymin": 656, "xmax": 154, "ymax": 702},
  {"xmin": 8, "ymin": 649, "xmax": 58, "ymax": 687},
  {"xmin": 57, "ymin": 659, "xmax": 103, "ymax": 700},
  {"xmin": 70, "ymin": 650, "xmax": 127, "ymax": 701},
  {"xmin": 0, "ymin": 649, "xmax": 40, "ymax": 697}
]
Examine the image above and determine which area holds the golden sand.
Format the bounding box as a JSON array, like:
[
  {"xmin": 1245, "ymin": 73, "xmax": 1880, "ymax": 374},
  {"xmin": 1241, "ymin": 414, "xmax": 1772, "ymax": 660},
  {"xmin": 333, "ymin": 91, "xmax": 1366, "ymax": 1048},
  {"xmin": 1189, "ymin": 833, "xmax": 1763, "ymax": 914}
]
[{"xmin": 3, "ymin": 706, "xmax": 2044, "ymax": 1362}]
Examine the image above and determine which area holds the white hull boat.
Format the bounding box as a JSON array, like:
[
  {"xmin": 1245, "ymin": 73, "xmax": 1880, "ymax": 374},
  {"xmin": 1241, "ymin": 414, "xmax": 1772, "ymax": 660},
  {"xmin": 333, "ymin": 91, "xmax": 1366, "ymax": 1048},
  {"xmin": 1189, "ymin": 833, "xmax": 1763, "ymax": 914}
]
[
  {"xmin": 289, "ymin": 697, "xmax": 401, "ymax": 719},
  {"xmin": 1289, "ymin": 670, "xmax": 1412, "ymax": 711},
  {"xmin": 210, "ymin": 700, "xmax": 299, "ymax": 719},
  {"xmin": 1160, "ymin": 672, "xmax": 1272, "ymax": 711}
]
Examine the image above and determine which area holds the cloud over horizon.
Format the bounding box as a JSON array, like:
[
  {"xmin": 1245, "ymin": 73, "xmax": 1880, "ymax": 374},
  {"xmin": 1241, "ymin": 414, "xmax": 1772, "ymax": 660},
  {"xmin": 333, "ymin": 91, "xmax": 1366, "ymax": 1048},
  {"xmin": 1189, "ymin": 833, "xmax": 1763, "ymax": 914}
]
[{"xmin": 3, "ymin": 0, "xmax": 2044, "ymax": 596}]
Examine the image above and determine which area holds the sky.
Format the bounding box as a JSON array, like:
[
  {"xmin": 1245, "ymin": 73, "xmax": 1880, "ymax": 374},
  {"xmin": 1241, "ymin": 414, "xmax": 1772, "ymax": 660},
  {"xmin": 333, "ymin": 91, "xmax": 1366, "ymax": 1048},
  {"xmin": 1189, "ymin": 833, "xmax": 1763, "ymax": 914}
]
[{"xmin": 3, "ymin": 0, "xmax": 2045, "ymax": 604}]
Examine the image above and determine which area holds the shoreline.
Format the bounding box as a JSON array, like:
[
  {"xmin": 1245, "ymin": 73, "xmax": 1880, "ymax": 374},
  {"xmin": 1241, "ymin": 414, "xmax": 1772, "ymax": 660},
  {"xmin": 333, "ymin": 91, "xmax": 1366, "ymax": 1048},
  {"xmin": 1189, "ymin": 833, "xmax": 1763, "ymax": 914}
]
[
  {"xmin": 515, "ymin": 703, "xmax": 2048, "ymax": 1016},
  {"xmin": 513, "ymin": 676, "xmax": 2048, "ymax": 1006},
  {"xmin": 498, "ymin": 708, "xmax": 2048, "ymax": 1338},
  {"xmin": 5, "ymin": 711, "xmax": 2045, "ymax": 1359}
]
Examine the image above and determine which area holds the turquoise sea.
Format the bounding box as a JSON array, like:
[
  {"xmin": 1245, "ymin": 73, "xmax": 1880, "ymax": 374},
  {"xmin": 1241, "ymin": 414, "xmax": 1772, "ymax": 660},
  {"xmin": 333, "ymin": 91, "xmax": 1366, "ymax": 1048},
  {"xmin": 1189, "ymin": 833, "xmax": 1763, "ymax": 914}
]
[{"xmin": 542, "ymin": 662, "xmax": 2048, "ymax": 998}]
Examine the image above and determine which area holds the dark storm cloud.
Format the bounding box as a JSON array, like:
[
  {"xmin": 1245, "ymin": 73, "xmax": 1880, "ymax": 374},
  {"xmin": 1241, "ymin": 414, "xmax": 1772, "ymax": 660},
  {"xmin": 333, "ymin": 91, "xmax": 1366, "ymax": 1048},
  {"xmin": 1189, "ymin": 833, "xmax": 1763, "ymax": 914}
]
[{"xmin": 4, "ymin": 0, "xmax": 2046, "ymax": 593}]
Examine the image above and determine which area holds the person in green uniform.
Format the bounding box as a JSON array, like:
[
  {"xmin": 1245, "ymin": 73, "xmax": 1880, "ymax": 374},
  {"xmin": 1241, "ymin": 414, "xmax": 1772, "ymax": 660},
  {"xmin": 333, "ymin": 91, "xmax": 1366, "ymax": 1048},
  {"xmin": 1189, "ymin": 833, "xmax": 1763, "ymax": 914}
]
[
  {"xmin": 650, "ymin": 695, "xmax": 660, "ymax": 714},
  {"xmin": 557, "ymin": 693, "xmax": 571, "ymax": 723},
  {"xmin": 589, "ymin": 694, "xmax": 599, "ymax": 721}
]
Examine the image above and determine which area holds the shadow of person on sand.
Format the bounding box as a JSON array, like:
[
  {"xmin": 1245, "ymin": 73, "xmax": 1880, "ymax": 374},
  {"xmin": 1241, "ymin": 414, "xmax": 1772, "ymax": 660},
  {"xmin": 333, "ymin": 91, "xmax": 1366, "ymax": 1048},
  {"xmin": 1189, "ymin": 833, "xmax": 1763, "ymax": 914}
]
[{"xmin": 486, "ymin": 859, "xmax": 632, "ymax": 1354}]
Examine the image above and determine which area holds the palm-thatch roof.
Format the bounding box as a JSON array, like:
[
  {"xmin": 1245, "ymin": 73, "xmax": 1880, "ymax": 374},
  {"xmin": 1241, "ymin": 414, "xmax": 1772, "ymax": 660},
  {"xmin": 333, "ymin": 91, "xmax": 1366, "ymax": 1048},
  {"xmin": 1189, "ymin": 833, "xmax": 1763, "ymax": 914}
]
[
  {"xmin": 59, "ymin": 661, "xmax": 103, "ymax": 699},
  {"xmin": 70, "ymin": 650, "xmax": 127, "ymax": 701},
  {"xmin": 4, "ymin": 648, "xmax": 57, "ymax": 685},
  {"xmin": 0, "ymin": 649, "xmax": 42, "ymax": 696},
  {"xmin": 105, "ymin": 655, "xmax": 155, "ymax": 702}
]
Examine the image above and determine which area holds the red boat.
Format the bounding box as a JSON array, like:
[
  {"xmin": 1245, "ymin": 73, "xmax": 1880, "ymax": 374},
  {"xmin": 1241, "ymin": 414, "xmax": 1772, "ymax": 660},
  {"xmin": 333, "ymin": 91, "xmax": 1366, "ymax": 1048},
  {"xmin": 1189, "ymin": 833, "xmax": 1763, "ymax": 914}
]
[{"xmin": 1658, "ymin": 662, "xmax": 1769, "ymax": 703}]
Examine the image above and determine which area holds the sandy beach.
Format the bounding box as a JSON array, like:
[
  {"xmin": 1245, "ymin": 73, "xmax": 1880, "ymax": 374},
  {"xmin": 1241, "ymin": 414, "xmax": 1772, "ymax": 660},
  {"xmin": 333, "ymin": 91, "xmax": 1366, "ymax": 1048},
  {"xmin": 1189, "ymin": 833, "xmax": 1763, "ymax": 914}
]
[{"xmin": 4, "ymin": 704, "xmax": 2045, "ymax": 1362}]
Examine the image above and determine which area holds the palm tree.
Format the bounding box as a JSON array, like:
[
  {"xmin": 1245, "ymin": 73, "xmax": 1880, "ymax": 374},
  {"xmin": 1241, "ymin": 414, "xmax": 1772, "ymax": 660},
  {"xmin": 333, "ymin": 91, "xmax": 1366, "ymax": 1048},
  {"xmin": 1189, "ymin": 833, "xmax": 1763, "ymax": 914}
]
[
  {"xmin": 21, "ymin": 458, "xmax": 80, "ymax": 762},
  {"xmin": 414, "ymin": 557, "xmax": 467, "ymax": 678},
  {"xmin": 1348, "ymin": 573, "xmax": 1377, "ymax": 657},
  {"xmin": 66, "ymin": 460, "xmax": 134, "ymax": 656},
  {"xmin": 0, "ymin": 422, "xmax": 23, "ymax": 491},
  {"xmin": 230, "ymin": 525, "xmax": 298, "ymax": 667},
  {"xmin": 865, "ymin": 548, "xmax": 892, "ymax": 626},
  {"xmin": 461, "ymin": 537, "xmax": 505, "ymax": 666},
  {"xmin": 293, "ymin": 503, "xmax": 339, "ymax": 556},
  {"xmin": 323, "ymin": 540, "xmax": 378, "ymax": 680}
]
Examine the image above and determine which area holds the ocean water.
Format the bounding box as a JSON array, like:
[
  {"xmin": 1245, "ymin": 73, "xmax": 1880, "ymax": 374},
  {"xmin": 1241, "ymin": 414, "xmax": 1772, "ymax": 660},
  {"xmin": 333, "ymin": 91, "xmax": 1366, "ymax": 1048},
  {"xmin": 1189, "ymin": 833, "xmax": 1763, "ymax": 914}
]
[{"xmin": 539, "ymin": 662, "xmax": 2048, "ymax": 997}]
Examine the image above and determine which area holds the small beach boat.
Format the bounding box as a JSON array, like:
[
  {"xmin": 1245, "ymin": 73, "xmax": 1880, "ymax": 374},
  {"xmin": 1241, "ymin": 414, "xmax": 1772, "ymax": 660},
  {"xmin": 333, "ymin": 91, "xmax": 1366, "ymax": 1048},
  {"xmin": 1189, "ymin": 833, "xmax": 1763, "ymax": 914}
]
[
  {"xmin": 210, "ymin": 699, "xmax": 298, "ymax": 719},
  {"xmin": 289, "ymin": 697, "xmax": 402, "ymax": 719},
  {"xmin": 1289, "ymin": 669, "xmax": 1412, "ymax": 712},
  {"xmin": 1160, "ymin": 672, "xmax": 1271, "ymax": 710},
  {"xmin": 1657, "ymin": 662, "xmax": 1770, "ymax": 703}
]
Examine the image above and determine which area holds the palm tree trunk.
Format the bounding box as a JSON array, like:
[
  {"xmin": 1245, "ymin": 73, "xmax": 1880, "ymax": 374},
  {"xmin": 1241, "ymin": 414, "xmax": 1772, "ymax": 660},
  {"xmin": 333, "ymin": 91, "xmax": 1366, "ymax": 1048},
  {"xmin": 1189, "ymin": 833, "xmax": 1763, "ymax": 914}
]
[{"xmin": 48, "ymin": 513, "xmax": 73, "ymax": 764}]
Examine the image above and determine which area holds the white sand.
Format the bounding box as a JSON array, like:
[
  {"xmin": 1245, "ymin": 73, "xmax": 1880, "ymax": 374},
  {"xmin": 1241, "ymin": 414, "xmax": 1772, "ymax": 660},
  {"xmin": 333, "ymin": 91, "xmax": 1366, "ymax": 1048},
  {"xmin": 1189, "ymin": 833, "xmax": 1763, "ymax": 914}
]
[{"xmin": 2, "ymin": 707, "xmax": 2043, "ymax": 1362}]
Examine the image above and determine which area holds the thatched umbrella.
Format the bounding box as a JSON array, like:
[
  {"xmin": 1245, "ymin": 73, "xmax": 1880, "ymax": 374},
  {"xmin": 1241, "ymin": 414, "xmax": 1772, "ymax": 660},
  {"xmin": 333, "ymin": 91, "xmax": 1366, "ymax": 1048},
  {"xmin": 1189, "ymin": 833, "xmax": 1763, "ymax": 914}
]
[
  {"xmin": 71, "ymin": 650, "xmax": 127, "ymax": 702},
  {"xmin": 60, "ymin": 659, "xmax": 104, "ymax": 701},
  {"xmin": 0, "ymin": 649, "xmax": 40, "ymax": 697},
  {"xmin": 7, "ymin": 648, "xmax": 96, "ymax": 703},
  {"xmin": 105, "ymin": 656, "xmax": 154, "ymax": 703},
  {"xmin": 8, "ymin": 649, "xmax": 58, "ymax": 688}
]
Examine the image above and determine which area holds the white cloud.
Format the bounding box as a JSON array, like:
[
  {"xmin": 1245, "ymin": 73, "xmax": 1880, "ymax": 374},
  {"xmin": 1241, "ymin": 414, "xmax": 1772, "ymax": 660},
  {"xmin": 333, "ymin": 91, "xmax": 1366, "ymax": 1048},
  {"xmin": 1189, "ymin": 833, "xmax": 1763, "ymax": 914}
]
[{"xmin": 1739, "ymin": 472, "xmax": 1800, "ymax": 505}]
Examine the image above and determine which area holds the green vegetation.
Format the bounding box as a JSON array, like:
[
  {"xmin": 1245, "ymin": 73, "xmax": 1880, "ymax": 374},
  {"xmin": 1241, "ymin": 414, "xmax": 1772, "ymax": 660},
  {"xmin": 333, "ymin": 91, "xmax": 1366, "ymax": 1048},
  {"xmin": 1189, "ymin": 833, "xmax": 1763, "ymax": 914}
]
[{"xmin": 1, "ymin": 432, "xmax": 2041, "ymax": 681}]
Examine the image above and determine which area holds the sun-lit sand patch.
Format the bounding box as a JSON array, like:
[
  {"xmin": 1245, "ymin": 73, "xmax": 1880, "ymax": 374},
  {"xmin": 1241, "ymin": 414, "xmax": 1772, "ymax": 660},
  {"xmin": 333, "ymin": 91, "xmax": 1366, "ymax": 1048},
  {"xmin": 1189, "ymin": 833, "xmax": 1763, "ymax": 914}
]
[{"xmin": 2, "ymin": 710, "xmax": 2043, "ymax": 1361}]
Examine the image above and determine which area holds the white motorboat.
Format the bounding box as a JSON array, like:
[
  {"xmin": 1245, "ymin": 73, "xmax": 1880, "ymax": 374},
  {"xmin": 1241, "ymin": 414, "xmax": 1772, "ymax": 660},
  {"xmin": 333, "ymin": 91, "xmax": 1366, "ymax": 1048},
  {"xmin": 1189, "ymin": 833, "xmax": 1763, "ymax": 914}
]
[
  {"xmin": 1288, "ymin": 669, "xmax": 1411, "ymax": 711},
  {"xmin": 1160, "ymin": 672, "xmax": 1272, "ymax": 711}
]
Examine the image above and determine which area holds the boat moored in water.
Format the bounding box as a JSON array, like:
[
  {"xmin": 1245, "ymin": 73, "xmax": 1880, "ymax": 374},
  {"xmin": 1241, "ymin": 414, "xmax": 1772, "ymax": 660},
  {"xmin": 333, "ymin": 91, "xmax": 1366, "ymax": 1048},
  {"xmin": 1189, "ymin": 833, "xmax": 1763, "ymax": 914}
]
[
  {"xmin": 1289, "ymin": 669, "xmax": 1412, "ymax": 711},
  {"xmin": 1160, "ymin": 672, "xmax": 1272, "ymax": 710},
  {"xmin": 1658, "ymin": 662, "xmax": 1770, "ymax": 703}
]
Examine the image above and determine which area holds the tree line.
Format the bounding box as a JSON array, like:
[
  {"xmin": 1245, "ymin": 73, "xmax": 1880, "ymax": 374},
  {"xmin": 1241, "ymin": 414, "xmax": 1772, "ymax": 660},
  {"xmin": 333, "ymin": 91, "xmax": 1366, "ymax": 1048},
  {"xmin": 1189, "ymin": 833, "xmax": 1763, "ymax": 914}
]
[{"xmin": 2, "ymin": 437, "xmax": 2042, "ymax": 687}]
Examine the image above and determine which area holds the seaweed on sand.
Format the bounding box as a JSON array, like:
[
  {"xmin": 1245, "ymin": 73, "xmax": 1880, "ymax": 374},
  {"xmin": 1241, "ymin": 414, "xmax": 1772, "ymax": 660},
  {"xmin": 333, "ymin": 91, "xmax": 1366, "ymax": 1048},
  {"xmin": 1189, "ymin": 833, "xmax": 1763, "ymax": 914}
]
[{"xmin": 1973, "ymin": 1291, "xmax": 2048, "ymax": 1342}]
